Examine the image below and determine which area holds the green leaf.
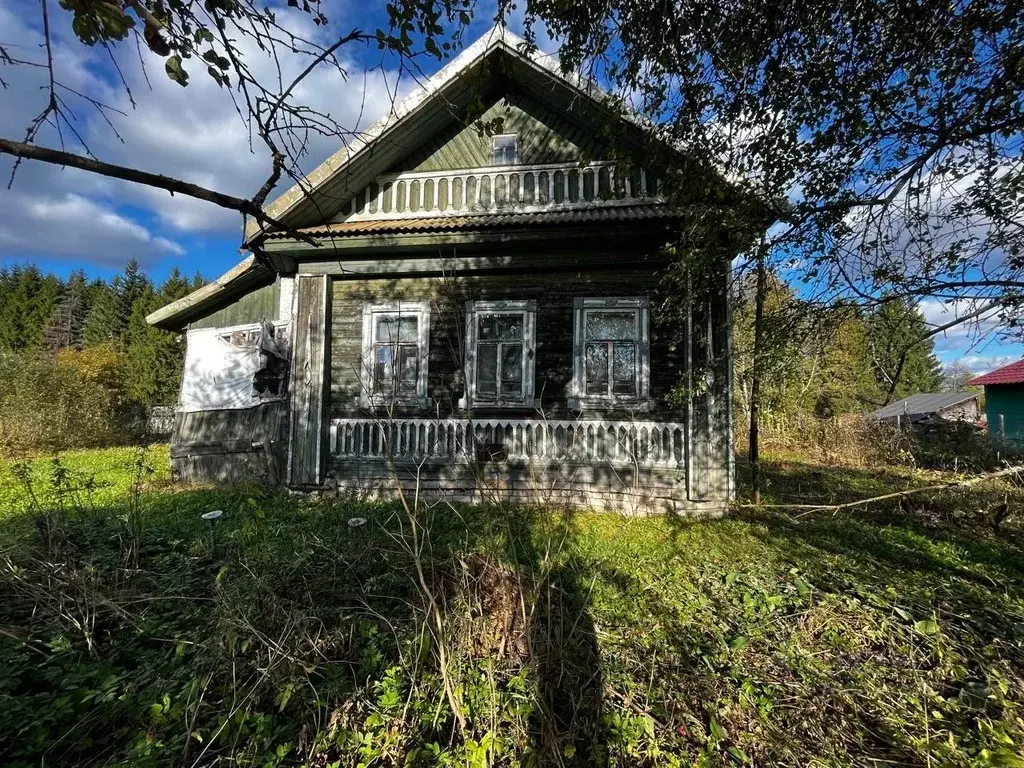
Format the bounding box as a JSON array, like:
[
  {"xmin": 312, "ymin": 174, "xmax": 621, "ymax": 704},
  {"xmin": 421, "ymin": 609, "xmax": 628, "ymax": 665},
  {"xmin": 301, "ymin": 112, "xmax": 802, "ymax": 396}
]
[
  {"xmin": 165, "ymin": 55, "xmax": 189, "ymax": 87},
  {"xmin": 915, "ymin": 619, "xmax": 940, "ymax": 636},
  {"xmin": 894, "ymin": 607, "xmax": 913, "ymax": 622},
  {"xmin": 728, "ymin": 745, "xmax": 751, "ymax": 764},
  {"xmin": 729, "ymin": 635, "xmax": 749, "ymax": 651},
  {"xmin": 709, "ymin": 717, "xmax": 729, "ymax": 744}
]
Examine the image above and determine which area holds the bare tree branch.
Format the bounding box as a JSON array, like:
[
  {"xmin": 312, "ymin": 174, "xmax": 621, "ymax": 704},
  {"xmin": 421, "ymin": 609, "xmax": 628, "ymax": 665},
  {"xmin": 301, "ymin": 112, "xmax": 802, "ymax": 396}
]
[{"xmin": 0, "ymin": 138, "xmax": 318, "ymax": 247}]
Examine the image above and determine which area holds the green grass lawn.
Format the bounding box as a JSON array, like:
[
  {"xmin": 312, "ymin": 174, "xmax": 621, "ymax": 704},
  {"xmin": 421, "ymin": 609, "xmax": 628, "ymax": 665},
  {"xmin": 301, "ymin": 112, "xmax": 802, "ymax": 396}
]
[{"xmin": 2, "ymin": 447, "xmax": 1024, "ymax": 767}]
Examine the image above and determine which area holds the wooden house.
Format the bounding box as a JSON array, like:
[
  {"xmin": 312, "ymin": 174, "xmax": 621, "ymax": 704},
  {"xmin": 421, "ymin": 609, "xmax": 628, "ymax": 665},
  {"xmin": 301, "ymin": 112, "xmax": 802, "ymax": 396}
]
[{"xmin": 148, "ymin": 27, "xmax": 763, "ymax": 513}]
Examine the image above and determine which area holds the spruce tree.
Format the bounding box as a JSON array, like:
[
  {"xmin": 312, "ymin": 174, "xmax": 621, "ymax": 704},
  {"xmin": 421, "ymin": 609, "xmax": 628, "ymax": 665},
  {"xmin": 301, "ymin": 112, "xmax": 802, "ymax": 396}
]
[
  {"xmin": 82, "ymin": 260, "xmax": 153, "ymax": 349},
  {"xmin": 0, "ymin": 266, "xmax": 62, "ymax": 351},
  {"xmin": 121, "ymin": 271, "xmax": 190, "ymax": 406},
  {"xmin": 43, "ymin": 269, "xmax": 91, "ymax": 351},
  {"xmin": 866, "ymin": 299, "xmax": 943, "ymax": 399}
]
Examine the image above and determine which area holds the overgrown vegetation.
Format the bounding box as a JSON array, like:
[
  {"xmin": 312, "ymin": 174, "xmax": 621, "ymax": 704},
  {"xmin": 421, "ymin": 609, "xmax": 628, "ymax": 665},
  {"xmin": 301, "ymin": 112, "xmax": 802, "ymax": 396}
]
[
  {"xmin": 0, "ymin": 261, "xmax": 200, "ymax": 456},
  {"xmin": 2, "ymin": 446, "xmax": 1023, "ymax": 766}
]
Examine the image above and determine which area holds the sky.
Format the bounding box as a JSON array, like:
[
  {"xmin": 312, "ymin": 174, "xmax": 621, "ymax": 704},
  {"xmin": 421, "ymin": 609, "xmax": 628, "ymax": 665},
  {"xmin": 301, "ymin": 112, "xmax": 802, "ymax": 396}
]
[{"xmin": 0, "ymin": 0, "xmax": 1019, "ymax": 374}]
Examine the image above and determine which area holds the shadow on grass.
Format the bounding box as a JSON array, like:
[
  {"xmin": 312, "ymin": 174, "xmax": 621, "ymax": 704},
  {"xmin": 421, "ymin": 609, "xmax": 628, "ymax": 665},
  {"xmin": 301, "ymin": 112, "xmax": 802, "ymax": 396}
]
[{"xmin": 4, "ymin": 453, "xmax": 1024, "ymax": 766}]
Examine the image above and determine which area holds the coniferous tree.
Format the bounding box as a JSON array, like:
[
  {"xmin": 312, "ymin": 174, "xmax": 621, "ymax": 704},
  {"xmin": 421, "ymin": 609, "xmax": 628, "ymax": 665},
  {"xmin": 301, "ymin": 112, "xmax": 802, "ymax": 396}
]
[
  {"xmin": 0, "ymin": 265, "xmax": 62, "ymax": 351},
  {"xmin": 43, "ymin": 269, "xmax": 91, "ymax": 351},
  {"xmin": 82, "ymin": 259, "xmax": 153, "ymax": 349},
  {"xmin": 866, "ymin": 299, "xmax": 943, "ymax": 400},
  {"xmin": 121, "ymin": 270, "xmax": 191, "ymax": 405}
]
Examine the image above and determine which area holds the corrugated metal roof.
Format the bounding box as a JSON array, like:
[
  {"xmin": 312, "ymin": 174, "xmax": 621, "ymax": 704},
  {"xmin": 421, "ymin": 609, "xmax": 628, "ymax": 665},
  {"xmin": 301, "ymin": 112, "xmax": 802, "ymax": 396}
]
[
  {"xmin": 970, "ymin": 359, "xmax": 1024, "ymax": 386},
  {"xmin": 264, "ymin": 205, "xmax": 678, "ymax": 239},
  {"xmin": 870, "ymin": 392, "xmax": 979, "ymax": 420}
]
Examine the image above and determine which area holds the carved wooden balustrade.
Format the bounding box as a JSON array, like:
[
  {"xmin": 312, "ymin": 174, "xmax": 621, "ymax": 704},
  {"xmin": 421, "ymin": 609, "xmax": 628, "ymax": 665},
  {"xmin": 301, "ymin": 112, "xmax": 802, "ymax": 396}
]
[
  {"xmin": 330, "ymin": 417, "xmax": 686, "ymax": 469},
  {"xmin": 335, "ymin": 161, "xmax": 664, "ymax": 222}
]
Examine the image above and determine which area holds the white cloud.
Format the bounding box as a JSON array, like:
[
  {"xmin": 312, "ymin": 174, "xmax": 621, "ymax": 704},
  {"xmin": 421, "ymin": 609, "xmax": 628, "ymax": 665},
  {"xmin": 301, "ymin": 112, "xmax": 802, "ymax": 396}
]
[
  {"xmin": 0, "ymin": 193, "xmax": 184, "ymax": 263},
  {"xmin": 961, "ymin": 354, "xmax": 1018, "ymax": 374},
  {"xmin": 0, "ymin": 0, "xmax": 406, "ymax": 265}
]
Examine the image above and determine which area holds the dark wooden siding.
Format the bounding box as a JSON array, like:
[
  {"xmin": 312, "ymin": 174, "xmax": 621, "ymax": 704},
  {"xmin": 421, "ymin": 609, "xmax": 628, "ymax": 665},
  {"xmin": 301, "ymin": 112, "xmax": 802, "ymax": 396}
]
[
  {"xmin": 188, "ymin": 280, "xmax": 280, "ymax": 330},
  {"xmin": 393, "ymin": 91, "xmax": 609, "ymax": 173},
  {"xmin": 170, "ymin": 401, "xmax": 289, "ymax": 484},
  {"xmin": 329, "ymin": 270, "xmax": 686, "ymax": 421}
]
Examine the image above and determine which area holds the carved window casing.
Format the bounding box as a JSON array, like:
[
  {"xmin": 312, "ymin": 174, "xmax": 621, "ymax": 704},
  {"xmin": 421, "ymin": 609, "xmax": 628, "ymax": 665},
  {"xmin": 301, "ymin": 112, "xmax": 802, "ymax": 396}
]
[
  {"xmin": 461, "ymin": 300, "xmax": 537, "ymax": 409},
  {"xmin": 570, "ymin": 297, "xmax": 650, "ymax": 410},
  {"xmin": 360, "ymin": 301, "xmax": 431, "ymax": 407}
]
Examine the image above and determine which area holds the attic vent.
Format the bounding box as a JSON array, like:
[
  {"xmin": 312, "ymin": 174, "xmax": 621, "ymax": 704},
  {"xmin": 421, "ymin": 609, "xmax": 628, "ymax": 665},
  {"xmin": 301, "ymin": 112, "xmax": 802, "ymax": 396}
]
[{"xmin": 492, "ymin": 134, "xmax": 517, "ymax": 166}]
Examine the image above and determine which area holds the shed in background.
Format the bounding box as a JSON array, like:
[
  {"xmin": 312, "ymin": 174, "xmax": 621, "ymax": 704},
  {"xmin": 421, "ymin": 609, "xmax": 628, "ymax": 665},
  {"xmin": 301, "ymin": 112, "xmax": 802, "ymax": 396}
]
[
  {"xmin": 970, "ymin": 360, "xmax": 1024, "ymax": 440},
  {"xmin": 868, "ymin": 392, "xmax": 981, "ymax": 426}
]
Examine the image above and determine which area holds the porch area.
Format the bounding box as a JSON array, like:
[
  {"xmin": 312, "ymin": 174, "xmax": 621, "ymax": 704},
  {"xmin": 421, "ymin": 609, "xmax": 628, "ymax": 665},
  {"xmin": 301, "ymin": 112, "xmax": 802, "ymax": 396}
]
[
  {"xmin": 330, "ymin": 416, "xmax": 687, "ymax": 468},
  {"xmin": 327, "ymin": 417, "xmax": 719, "ymax": 514}
]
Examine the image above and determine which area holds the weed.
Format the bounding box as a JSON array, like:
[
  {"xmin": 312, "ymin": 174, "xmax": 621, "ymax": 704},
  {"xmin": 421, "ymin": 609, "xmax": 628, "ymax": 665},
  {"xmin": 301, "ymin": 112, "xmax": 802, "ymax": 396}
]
[{"xmin": 1, "ymin": 447, "xmax": 1023, "ymax": 766}]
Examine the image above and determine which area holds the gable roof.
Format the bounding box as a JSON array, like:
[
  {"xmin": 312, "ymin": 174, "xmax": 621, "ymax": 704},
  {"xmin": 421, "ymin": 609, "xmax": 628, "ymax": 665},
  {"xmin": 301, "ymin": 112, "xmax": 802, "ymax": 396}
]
[
  {"xmin": 245, "ymin": 25, "xmax": 686, "ymax": 243},
  {"xmin": 970, "ymin": 360, "xmax": 1024, "ymax": 386},
  {"xmin": 869, "ymin": 391, "xmax": 979, "ymax": 420}
]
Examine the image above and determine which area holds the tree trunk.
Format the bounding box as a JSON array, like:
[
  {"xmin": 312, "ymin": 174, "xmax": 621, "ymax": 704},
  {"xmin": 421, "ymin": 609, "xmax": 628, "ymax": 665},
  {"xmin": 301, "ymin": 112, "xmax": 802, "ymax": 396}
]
[{"xmin": 749, "ymin": 251, "xmax": 767, "ymax": 504}]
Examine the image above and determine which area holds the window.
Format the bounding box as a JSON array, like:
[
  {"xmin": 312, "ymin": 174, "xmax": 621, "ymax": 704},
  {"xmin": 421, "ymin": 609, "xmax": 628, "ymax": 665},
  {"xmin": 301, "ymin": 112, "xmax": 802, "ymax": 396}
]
[
  {"xmin": 360, "ymin": 302, "xmax": 430, "ymax": 406},
  {"xmin": 491, "ymin": 134, "xmax": 517, "ymax": 165},
  {"xmin": 570, "ymin": 297, "xmax": 650, "ymax": 409},
  {"xmin": 461, "ymin": 300, "xmax": 537, "ymax": 409}
]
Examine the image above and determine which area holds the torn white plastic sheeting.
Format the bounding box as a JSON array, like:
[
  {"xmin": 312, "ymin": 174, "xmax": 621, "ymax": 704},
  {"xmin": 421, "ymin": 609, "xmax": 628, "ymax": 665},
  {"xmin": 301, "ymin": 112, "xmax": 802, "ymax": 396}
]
[{"xmin": 179, "ymin": 325, "xmax": 286, "ymax": 412}]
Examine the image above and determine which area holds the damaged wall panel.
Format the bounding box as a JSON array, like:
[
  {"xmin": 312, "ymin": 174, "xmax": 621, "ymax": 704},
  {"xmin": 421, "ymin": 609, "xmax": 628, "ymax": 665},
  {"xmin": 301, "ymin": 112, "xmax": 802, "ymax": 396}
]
[
  {"xmin": 179, "ymin": 322, "xmax": 289, "ymax": 412},
  {"xmin": 171, "ymin": 401, "xmax": 289, "ymax": 484},
  {"xmin": 172, "ymin": 319, "xmax": 293, "ymax": 485}
]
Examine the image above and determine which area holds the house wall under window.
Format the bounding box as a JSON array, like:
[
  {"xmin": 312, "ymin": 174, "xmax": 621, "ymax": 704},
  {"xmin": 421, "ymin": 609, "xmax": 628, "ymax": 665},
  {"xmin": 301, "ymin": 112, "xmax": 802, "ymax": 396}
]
[{"xmin": 324, "ymin": 262, "xmax": 732, "ymax": 512}]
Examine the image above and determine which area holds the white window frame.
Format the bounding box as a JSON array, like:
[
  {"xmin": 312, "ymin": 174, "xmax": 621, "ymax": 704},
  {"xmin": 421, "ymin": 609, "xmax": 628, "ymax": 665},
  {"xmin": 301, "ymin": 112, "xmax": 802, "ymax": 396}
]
[
  {"xmin": 360, "ymin": 301, "xmax": 431, "ymax": 408},
  {"xmin": 570, "ymin": 296, "xmax": 650, "ymax": 411},
  {"xmin": 460, "ymin": 300, "xmax": 537, "ymax": 410},
  {"xmin": 491, "ymin": 133, "xmax": 518, "ymax": 166}
]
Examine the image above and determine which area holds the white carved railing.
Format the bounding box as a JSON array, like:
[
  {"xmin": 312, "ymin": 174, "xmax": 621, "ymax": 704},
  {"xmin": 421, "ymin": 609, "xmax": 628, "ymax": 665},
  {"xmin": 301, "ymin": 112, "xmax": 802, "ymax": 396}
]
[
  {"xmin": 336, "ymin": 161, "xmax": 664, "ymax": 222},
  {"xmin": 330, "ymin": 417, "xmax": 685, "ymax": 469}
]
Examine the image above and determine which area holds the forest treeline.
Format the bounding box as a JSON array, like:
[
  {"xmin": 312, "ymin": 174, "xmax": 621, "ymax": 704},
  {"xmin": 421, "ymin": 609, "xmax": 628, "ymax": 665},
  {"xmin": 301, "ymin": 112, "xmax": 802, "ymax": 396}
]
[
  {"xmin": 0, "ymin": 261, "xmax": 203, "ymax": 455},
  {"xmin": 0, "ymin": 260, "xmax": 956, "ymax": 455},
  {"xmin": 731, "ymin": 271, "xmax": 951, "ymax": 423}
]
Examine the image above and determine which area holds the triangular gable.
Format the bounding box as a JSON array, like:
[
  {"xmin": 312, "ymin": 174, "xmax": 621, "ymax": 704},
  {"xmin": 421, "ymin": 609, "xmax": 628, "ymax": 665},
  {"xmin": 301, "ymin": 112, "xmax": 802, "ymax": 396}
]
[{"xmin": 246, "ymin": 25, "xmax": 668, "ymax": 242}]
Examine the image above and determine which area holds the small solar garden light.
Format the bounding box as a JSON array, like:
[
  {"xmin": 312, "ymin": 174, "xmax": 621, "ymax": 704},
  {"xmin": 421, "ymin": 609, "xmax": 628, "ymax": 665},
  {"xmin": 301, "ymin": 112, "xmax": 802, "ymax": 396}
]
[{"xmin": 201, "ymin": 509, "xmax": 224, "ymax": 556}]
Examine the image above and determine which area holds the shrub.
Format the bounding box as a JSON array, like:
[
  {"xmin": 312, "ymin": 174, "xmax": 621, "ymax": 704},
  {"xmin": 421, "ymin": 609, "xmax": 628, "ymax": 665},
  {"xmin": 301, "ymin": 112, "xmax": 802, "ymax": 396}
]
[{"xmin": 0, "ymin": 347, "xmax": 140, "ymax": 457}]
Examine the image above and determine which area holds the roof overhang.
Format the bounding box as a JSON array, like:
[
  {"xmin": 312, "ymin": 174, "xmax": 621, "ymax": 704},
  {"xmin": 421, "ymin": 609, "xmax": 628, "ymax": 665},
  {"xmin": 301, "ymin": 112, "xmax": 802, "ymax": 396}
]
[
  {"xmin": 245, "ymin": 25, "xmax": 706, "ymax": 245},
  {"xmin": 145, "ymin": 255, "xmax": 275, "ymax": 331}
]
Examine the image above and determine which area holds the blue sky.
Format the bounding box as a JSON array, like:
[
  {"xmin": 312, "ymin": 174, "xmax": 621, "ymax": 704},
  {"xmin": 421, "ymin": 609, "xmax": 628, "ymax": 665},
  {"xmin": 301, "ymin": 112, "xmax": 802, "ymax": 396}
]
[{"xmin": 0, "ymin": 0, "xmax": 1019, "ymax": 373}]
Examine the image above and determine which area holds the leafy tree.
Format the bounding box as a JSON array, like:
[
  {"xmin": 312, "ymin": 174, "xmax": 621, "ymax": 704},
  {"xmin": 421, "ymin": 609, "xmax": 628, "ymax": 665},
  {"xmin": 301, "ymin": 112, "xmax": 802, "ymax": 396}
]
[
  {"xmin": 941, "ymin": 361, "xmax": 977, "ymax": 393},
  {"xmin": 0, "ymin": 1, "xmax": 469, "ymax": 240},
  {"xmin": 510, "ymin": 0, "xmax": 1023, "ymax": 327},
  {"xmin": 865, "ymin": 299, "xmax": 943, "ymax": 399},
  {"xmin": 121, "ymin": 270, "xmax": 193, "ymax": 406}
]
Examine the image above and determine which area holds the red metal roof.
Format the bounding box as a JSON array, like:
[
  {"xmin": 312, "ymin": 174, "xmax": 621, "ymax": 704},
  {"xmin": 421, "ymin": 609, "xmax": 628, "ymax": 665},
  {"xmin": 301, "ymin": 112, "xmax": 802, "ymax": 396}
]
[{"xmin": 969, "ymin": 359, "xmax": 1024, "ymax": 386}]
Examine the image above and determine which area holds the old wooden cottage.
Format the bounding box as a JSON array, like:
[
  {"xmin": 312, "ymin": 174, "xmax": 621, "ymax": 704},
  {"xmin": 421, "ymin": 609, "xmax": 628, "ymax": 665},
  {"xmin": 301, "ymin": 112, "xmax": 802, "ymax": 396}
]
[{"xmin": 148, "ymin": 27, "xmax": 758, "ymax": 513}]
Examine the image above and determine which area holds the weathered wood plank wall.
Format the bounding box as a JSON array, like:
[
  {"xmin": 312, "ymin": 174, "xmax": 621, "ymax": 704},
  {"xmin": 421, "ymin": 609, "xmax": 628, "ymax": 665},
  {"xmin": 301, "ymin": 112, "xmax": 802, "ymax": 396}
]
[
  {"xmin": 398, "ymin": 92, "xmax": 611, "ymax": 173},
  {"xmin": 288, "ymin": 274, "xmax": 331, "ymax": 486},
  {"xmin": 188, "ymin": 280, "xmax": 281, "ymax": 330},
  {"xmin": 171, "ymin": 401, "xmax": 289, "ymax": 484}
]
